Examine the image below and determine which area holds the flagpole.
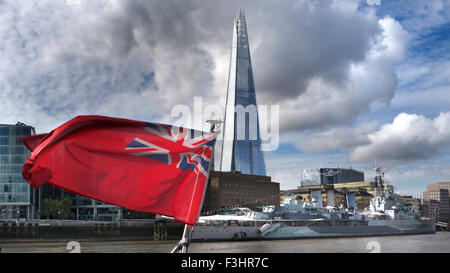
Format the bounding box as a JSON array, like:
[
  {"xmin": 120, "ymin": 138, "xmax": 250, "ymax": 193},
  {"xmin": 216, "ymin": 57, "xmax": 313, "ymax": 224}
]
[
  {"xmin": 170, "ymin": 120, "xmax": 221, "ymax": 253},
  {"xmin": 170, "ymin": 224, "xmax": 192, "ymax": 253},
  {"xmin": 181, "ymin": 225, "xmax": 193, "ymax": 253}
]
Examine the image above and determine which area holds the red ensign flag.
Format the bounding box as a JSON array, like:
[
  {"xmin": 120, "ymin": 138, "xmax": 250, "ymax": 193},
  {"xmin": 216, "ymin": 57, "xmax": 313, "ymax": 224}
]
[{"xmin": 21, "ymin": 115, "xmax": 215, "ymax": 225}]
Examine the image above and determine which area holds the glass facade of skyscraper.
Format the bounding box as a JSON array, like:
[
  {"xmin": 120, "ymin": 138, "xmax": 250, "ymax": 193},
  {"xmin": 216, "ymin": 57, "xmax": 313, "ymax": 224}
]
[
  {"xmin": 220, "ymin": 10, "xmax": 266, "ymax": 176},
  {"xmin": 0, "ymin": 123, "xmax": 35, "ymax": 220},
  {"xmin": 301, "ymin": 168, "xmax": 365, "ymax": 187}
]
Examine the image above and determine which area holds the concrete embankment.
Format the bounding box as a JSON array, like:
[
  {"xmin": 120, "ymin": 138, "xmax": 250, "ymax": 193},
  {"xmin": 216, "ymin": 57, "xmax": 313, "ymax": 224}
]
[{"xmin": 0, "ymin": 220, "xmax": 184, "ymax": 242}]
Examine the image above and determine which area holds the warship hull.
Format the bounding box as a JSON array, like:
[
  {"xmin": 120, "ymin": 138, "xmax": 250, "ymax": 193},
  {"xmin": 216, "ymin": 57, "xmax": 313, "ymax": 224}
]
[{"xmin": 191, "ymin": 219, "xmax": 436, "ymax": 241}]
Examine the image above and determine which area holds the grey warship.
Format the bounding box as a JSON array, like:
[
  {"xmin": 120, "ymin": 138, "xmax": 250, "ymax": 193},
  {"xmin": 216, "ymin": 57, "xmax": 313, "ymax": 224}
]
[{"xmin": 192, "ymin": 168, "xmax": 435, "ymax": 241}]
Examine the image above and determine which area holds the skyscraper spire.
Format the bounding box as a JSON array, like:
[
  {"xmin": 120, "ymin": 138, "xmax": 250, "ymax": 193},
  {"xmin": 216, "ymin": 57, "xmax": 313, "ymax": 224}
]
[
  {"xmin": 218, "ymin": 9, "xmax": 266, "ymax": 176},
  {"xmin": 238, "ymin": 8, "xmax": 245, "ymax": 20}
]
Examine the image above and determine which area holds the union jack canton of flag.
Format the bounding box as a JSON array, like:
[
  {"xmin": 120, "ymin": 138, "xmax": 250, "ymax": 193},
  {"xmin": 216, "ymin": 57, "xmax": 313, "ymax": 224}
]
[{"xmin": 125, "ymin": 123, "xmax": 215, "ymax": 177}]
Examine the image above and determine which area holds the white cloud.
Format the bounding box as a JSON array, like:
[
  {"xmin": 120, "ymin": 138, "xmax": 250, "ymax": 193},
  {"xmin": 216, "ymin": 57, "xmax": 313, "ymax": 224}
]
[
  {"xmin": 296, "ymin": 122, "xmax": 379, "ymax": 153},
  {"xmin": 279, "ymin": 15, "xmax": 409, "ymax": 132},
  {"xmin": 350, "ymin": 112, "xmax": 450, "ymax": 163},
  {"xmin": 0, "ymin": 0, "xmax": 412, "ymax": 134},
  {"xmin": 377, "ymin": 17, "xmax": 410, "ymax": 61}
]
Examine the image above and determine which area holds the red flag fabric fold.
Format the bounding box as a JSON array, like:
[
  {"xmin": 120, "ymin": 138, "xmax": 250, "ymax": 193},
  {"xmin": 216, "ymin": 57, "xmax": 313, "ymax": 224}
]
[
  {"xmin": 20, "ymin": 134, "xmax": 48, "ymax": 152},
  {"xmin": 21, "ymin": 115, "xmax": 215, "ymax": 225}
]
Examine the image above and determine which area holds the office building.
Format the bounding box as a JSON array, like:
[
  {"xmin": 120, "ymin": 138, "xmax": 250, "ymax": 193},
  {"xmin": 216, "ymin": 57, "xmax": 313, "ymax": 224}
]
[
  {"xmin": 0, "ymin": 122, "xmax": 35, "ymax": 220},
  {"xmin": 218, "ymin": 9, "xmax": 266, "ymax": 176},
  {"xmin": 423, "ymin": 182, "xmax": 450, "ymax": 222},
  {"xmin": 301, "ymin": 168, "xmax": 365, "ymax": 187}
]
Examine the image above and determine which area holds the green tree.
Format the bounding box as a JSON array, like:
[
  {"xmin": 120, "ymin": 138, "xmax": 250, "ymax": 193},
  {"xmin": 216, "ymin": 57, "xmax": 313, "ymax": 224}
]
[
  {"xmin": 123, "ymin": 209, "xmax": 154, "ymax": 219},
  {"xmin": 40, "ymin": 197, "xmax": 75, "ymax": 219}
]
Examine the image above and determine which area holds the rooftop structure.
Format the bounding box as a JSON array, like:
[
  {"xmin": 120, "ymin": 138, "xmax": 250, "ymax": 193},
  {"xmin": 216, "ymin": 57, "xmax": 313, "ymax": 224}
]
[{"xmin": 301, "ymin": 168, "xmax": 365, "ymax": 187}]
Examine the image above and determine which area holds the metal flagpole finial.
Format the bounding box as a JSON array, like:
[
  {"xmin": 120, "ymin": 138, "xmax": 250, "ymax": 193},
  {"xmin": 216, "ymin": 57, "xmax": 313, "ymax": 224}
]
[{"xmin": 206, "ymin": 119, "xmax": 223, "ymax": 134}]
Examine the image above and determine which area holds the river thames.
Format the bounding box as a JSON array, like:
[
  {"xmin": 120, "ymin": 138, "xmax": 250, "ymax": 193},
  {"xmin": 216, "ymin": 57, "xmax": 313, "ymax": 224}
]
[{"xmin": 1, "ymin": 232, "xmax": 449, "ymax": 253}]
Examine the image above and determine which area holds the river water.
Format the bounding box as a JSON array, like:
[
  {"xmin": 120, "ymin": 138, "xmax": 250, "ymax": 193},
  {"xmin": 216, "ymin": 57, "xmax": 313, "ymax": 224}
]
[{"xmin": 1, "ymin": 232, "xmax": 449, "ymax": 253}]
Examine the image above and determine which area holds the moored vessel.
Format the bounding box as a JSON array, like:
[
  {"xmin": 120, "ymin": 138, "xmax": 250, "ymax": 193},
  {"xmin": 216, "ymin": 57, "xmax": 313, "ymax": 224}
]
[{"xmin": 192, "ymin": 168, "xmax": 436, "ymax": 241}]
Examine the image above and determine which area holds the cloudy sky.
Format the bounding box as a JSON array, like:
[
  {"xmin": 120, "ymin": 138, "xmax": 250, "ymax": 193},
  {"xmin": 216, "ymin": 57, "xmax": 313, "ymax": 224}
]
[{"xmin": 1, "ymin": 0, "xmax": 449, "ymax": 195}]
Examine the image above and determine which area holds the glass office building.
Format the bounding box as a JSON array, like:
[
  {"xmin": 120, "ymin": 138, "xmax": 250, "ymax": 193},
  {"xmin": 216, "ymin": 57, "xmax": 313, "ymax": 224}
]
[
  {"xmin": 39, "ymin": 178, "xmax": 147, "ymax": 221},
  {"xmin": 301, "ymin": 168, "xmax": 365, "ymax": 187},
  {"xmin": 74, "ymin": 196, "xmax": 123, "ymax": 221},
  {"xmin": 0, "ymin": 122, "xmax": 35, "ymax": 220},
  {"xmin": 219, "ymin": 9, "xmax": 266, "ymax": 176}
]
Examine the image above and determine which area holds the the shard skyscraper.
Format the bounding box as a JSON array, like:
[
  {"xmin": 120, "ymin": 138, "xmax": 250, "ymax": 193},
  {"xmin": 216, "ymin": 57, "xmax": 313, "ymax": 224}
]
[{"xmin": 218, "ymin": 9, "xmax": 266, "ymax": 176}]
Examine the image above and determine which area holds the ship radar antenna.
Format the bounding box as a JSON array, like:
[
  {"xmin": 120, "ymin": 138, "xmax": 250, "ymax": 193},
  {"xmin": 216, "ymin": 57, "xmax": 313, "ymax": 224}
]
[{"xmin": 372, "ymin": 160, "xmax": 392, "ymax": 198}]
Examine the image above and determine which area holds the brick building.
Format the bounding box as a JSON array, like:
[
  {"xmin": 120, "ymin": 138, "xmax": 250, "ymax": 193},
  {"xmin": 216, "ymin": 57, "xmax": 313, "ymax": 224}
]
[
  {"xmin": 202, "ymin": 171, "xmax": 280, "ymax": 213},
  {"xmin": 423, "ymin": 182, "xmax": 450, "ymax": 222}
]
